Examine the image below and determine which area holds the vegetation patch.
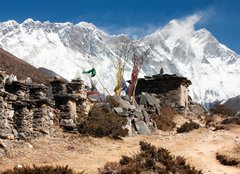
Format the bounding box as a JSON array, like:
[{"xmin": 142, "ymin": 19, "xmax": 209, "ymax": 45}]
[
  {"xmin": 177, "ymin": 121, "xmax": 200, "ymax": 133},
  {"xmin": 99, "ymin": 141, "xmax": 203, "ymax": 174},
  {"xmin": 152, "ymin": 105, "xmax": 176, "ymax": 131},
  {"xmin": 77, "ymin": 104, "xmax": 128, "ymax": 139},
  {"xmin": 216, "ymin": 153, "xmax": 239, "ymax": 166},
  {"xmin": 1, "ymin": 165, "xmax": 83, "ymax": 174}
]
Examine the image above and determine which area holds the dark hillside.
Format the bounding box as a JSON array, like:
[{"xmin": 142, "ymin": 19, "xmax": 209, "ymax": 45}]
[{"xmin": 0, "ymin": 48, "xmax": 51, "ymax": 83}]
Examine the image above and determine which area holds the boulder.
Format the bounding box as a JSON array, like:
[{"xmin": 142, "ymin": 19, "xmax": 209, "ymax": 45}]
[
  {"xmin": 0, "ymin": 139, "xmax": 12, "ymax": 149},
  {"xmin": 133, "ymin": 110, "xmax": 144, "ymax": 121},
  {"xmin": 135, "ymin": 120, "xmax": 151, "ymax": 135},
  {"xmin": 114, "ymin": 107, "xmax": 124, "ymax": 115},
  {"xmin": 119, "ymin": 100, "xmax": 136, "ymax": 110}
]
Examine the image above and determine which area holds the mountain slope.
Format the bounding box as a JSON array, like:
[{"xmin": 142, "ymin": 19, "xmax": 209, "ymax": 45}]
[
  {"xmin": 220, "ymin": 95, "xmax": 240, "ymax": 114},
  {"xmin": 0, "ymin": 48, "xmax": 51, "ymax": 83},
  {"xmin": 0, "ymin": 18, "xmax": 239, "ymax": 105}
]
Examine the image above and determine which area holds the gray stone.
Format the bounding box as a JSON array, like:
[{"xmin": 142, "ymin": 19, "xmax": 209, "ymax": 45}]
[
  {"xmin": 0, "ymin": 148, "xmax": 5, "ymax": 157},
  {"xmin": 119, "ymin": 99, "xmax": 136, "ymax": 110},
  {"xmin": 147, "ymin": 121, "xmax": 158, "ymax": 131},
  {"xmin": 170, "ymin": 102, "xmax": 175, "ymax": 108},
  {"xmin": 235, "ymin": 111, "xmax": 240, "ymax": 118},
  {"xmin": 8, "ymin": 94, "xmax": 17, "ymax": 101},
  {"xmin": 155, "ymin": 105, "xmax": 161, "ymax": 115},
  {"xmin": 18, "ymin": 133, "xmax": 27, "ymax": 140},
  {"xmin": 114, "ymin": 107, "xmax": 124, "ymax": 115},
  {"xmin": 133, "ymin": 110, "xmax": 144, "ymax": 120},
  {"xmin": 122, "ymin": 95, "xmax": 131, "ymax": 102},
  {"xmin": 12, "ymin": 129, "xmax": 18, "ymax": 137},
  {"xmin": 124, "ymin": 118, "xmax": 133, "ymax": 136},
  {"xmin": 165, "ymin": 99, "xmax": 171, "ymax": 106},
  {"xmin": 0, "ymin": 139, "xmax": 12, "ymax": 149},
  {"xmin": 60, "ymin": 119, "xmax": 76, "ymax": 130},
  {"xmin": 112, "ymin": 95, "xmax": 121, "ymax": 104},
  {"xmin": 138, "ymin": 94, "xmax": 147, "ymax": 106},
  {"xmin": 145, "ymin": 94, "xmax": 155, "ymax": 106},
  {"xmin": 88, "ymin": 94, "xmax": 100, "ymax": 102},
  {"xmin": 142, "ymin": 108, "xmax": 150, "ymax": 123},
  {"xmin": 135, "ymin": 120, "xmax": 151, "ymax": 135}
]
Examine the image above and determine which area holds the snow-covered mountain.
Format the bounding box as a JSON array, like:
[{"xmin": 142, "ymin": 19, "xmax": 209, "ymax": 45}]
[{"xmin": 0, "ymin": 18, "xmax": 240, "ymax": 106}]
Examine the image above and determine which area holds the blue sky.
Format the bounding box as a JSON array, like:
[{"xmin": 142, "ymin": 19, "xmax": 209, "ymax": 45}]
[{"xmin": 0, "ymin": 0, "xmax": 239, "ymax": 53}]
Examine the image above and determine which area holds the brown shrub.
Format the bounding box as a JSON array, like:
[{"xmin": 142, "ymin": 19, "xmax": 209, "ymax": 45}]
[
  {"xmin": 177, "ymin": 121, "xmax": 200, "ymax": 133},
  {"xmin": 99, "ymin": 141, "xmax": 203, "ymax": 174},
  {"xmin": 216, "ymin": 153, "xmax": 239, "ymax": 166},
  {"xmin": 152, "ymin": 106, "xmax": 176, "ymax": 131},
  {"xmin": 77, "ymin": 104, "xmax": 128, "ymax": 139},
  {"xmin": 1, "ymin": 165, "xmax": 83, "ymax": 174}
]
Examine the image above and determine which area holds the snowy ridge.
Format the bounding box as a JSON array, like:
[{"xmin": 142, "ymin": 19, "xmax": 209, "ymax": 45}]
[{"xmin": 0, "ymin": 18, "xmax": 240, "ymax": 106}]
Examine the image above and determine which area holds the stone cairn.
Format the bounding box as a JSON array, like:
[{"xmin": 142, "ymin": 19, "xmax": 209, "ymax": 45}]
[
  {"xmin": 0, "ymin": 70, "xmax": 90, "ymax": 144},
  {"xmin": 5, "ymin": 81, "xmax": 33, "ymax": 139},
  {"xmin": 0, "ymin": 70, "xmax": 56, "ymax": 140},
  {"xmin": 106, "ymin": 94, "xmax": 160, "ymax": 136},
  {"xmin": 0, "ymin": 69, "xmax": 14, "ymax": 140},
  {"xmin": 50, "ymin": 78, "xmax": 87, "ymax": 131},
  {"xmin": 30, "ymin": 84, "xmax": 53, "ymax": 135}
]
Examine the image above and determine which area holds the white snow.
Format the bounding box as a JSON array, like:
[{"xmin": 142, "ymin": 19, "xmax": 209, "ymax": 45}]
[{"xmin": 0, "ymin": 18, "xmax": 240, "ymax": 106}]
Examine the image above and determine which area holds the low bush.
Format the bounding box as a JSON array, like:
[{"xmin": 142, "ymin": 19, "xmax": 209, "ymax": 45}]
[
  {"xmin": 177, "ymin": 121, "xmax": 200, "ymax": 133},
  {"xmin": 216, "ymin": 153, "xmax": 239, "ymax": 166},
  {"xmin": 2, "ymin": 165, "xmax": 83, "ymax": 174},
  {"xmin": 77, "ymin": 104, "xmax": 128, "ymax": 139},
  {"xmin": 99, "ymin": 141, "xmax": 203, "ymax": 174},
  {"xmin": 152, "ymin": 106, "xmax": 176, "ymax": 131}
]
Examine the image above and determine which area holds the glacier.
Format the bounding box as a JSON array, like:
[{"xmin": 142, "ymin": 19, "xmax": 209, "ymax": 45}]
[{"xmin": 0, "ymin": 18, "xmax": 240, "ymax": 106}]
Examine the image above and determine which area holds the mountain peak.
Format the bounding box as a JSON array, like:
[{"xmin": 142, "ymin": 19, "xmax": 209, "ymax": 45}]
[
  {"xmin": 0, "ymin": 18, "xmax": 239, "ymax": 105},
  {"xmin": 76, "ymin": 21, "xmax": 97, "ymax": 29},
  {"xmin": 23, "ymin": 18, "xmax": 34, "ymax": 23},
  {"xmin": 1, "ymin": 20, "xmax": 18, "ymax": 26}
]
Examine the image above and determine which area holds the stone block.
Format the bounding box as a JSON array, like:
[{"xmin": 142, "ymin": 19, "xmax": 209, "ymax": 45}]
[{"xmin": 135, "ymin": 120, "xmax": 151, "ymax": 135}]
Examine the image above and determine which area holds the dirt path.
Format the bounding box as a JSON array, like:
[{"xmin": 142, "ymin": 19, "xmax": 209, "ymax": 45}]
[{"xmin": 1, "ymin": 126, "xmax": 240, "ymax": 174}]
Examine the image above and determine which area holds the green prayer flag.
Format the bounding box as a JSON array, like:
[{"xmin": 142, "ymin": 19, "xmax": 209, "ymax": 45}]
[{"xmin": 82, "ymin": 68, "xmax": 96, "ymax": 77}]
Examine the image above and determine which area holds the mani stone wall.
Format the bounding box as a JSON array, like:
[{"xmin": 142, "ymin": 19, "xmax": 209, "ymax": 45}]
[
  {"xmin": 50, "ymin": 78, "xmax": 88, "ymax": 131},
  {"xmin": 135, "ymin": 74, "xmax": 191, "ymax": 111}
]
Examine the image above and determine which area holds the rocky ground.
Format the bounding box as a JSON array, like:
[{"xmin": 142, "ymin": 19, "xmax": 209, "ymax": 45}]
[{"xmin": 0, "ymin": 121, "xmax": 239, "ymax": 174}]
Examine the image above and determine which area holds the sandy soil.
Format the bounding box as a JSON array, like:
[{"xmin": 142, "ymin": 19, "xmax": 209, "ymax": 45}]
[{"xmin": 1, "ymin": 126, "xmax": 240, "ymax": 174}]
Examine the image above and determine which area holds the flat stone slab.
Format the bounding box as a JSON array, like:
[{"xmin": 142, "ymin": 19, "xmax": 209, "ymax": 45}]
[{"xmin": 135, "ymin": 120, "xmax": 151, "ymax": 135}]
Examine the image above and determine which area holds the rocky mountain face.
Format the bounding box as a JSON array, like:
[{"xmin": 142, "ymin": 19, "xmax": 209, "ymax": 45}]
[
  {"xmin": 0, "ymin": 18, "xmax": 240, "ymax": 106},
  {"xmin": 220, "ymin": 95, "xmax": 240, "ymax": 114}
]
